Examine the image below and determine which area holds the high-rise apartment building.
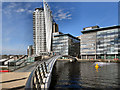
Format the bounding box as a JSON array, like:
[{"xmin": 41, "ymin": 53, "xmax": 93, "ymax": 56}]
[
  {"xmin": 33, "ymin": 8, "xmax": 46, "ymax": 55},
  {"xmin": 33, "ymin": 2, "xmax": 53, "ymax": 56}
]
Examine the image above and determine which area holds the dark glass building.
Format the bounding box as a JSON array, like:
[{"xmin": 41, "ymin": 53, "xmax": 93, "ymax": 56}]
[{"xmin": 52, "ymin": 34, "xmax": 80, "ymax": 57}]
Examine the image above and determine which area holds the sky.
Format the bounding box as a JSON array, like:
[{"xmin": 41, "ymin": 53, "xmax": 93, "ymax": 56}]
[{"xmin": 2, "ymin": 2, "xmax": 118, "ymax": 55}]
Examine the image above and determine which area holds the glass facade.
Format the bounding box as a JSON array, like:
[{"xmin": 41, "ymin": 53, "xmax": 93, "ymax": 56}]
[
  {"xmin": 53, "ymin": 36, "xmax": 68, "ymax": 55},
  {"xmin": 81, "ymin": 33, "xmax": 96, "ymax": 55},
  {"xmin": 52, "ymin": 34, "xmax": 80, "ymax": 57},
  {"xmin": 81, "ymin": 25, "xmax": 120, "ymax": 59},
  {"xmin": 97, "ymin": 28, "xmax": 120, "ymax": 59}
]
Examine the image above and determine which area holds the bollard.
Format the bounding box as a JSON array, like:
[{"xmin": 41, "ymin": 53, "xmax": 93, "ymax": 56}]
[{"xmin": 41, "ymin": 64, "xmax": 46, "ymax": 78}]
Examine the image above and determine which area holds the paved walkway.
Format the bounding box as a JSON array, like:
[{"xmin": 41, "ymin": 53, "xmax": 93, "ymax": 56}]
[
  {"xmin": 15, "ymin": 61, "xmax": 39, "ymax": 72},
  {"xmin": 15, "ymin": 59, "xmax": 49, "ymax": 72},
  {"xmin": 0, "ymin": 72, "xmax": 30, "ymax": 89}
]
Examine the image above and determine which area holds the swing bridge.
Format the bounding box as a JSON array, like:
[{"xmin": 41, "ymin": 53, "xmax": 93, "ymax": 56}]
[{"xmin": 0, "ymin": 55, "xmax": 77, "ymax": 89}]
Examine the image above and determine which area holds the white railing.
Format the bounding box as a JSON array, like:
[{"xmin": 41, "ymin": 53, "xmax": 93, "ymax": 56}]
[{"xmin": 25, "ymin": 55, "xmax": 61, "ymax": 89}]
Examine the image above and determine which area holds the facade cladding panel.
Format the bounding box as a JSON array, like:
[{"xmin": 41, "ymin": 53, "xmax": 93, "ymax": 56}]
[
  {"xmin": 44, "ymin": 2, "xmax": 53, "ymax": 53},
  {"xmin": 81, "ymin": 25, "xmax": 120, "ymax": 59},
  {"xmin": 52, "ymin": 34, "xmax": 80, "ymax": 57}
]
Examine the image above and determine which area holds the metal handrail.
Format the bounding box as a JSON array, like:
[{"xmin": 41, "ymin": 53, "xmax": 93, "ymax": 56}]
[
  {"xmin": 8, "ymin": 58, "xmax": 29, "ymax": 71},
  {"xmin": 25, "ymin": 56, "xmax": 59, "ymax": 89},
  {"xmin": 8, "ymin": 56, "xmax": 36, "ymax": 71}
]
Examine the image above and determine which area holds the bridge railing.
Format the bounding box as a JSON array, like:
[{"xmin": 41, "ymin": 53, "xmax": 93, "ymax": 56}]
[
  {"xmin": 25, "ymin": 56, "xmax": 60, "ymax": 89},
  {"xmin": 8, "ymin": 57, "xmax": 35, "ymax": 71}
]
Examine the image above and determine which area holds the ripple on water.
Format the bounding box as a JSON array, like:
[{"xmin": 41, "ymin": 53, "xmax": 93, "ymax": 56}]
[{"xmin": 50, "ymin": 61, "xmax": 120, "ymax": 89}]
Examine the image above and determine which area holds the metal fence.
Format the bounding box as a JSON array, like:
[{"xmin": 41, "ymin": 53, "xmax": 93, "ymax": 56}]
[{"xmin": 8, "ymin": 57, "xmax": 35, "ymax": 71}]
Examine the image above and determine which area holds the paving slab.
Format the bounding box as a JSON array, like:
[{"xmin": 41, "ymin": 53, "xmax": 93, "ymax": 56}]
[{"xmin": 0, "ymin": 72, "xmax": 30, "ymax": 89}]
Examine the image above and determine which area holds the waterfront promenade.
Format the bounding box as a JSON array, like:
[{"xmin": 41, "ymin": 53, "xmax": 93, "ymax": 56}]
[{"xmin": 0, "ymin": 72, "xmax": 30, "ymax": 89}]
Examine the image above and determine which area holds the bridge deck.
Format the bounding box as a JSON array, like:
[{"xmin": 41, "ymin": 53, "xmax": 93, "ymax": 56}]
[
  {"xmin": 0, "ymin": 58, "xmax": 50, "ymax": 89},
  {"xmin": 0, "ymin": 56, "xmax": 61, "ymax": 89},
  {"xmin": 0, "ymin": 72, "xmax": 30, "ymax": 89}
]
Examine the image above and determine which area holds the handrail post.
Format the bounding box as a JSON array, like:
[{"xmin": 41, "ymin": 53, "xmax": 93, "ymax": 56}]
[
  {"xmin": 38, "ymin": 66, "xmax": 44, "ymax": 84},
  {"xmin": 44, "ymin": 62, "xmax": 48, "ymax": 73},
  {"xmin": 34, "ymin": 70, "xmax": 41, "ymax": 89},
  {"xmin": 41, "ymin": 64, "xmax": 46, "ymax": 78}
]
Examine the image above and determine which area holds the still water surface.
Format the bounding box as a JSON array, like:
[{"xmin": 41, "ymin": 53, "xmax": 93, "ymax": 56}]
[{"xmin": 50, "ymin": 60, "xmax": 120, "ymax": 89}]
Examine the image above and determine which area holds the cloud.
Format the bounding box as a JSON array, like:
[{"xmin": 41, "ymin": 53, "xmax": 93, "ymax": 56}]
[
  {"xmin": 25, "ymin": 3, "xmax": 31, "ymax": 8},
  {"xmin": 15, "ymin": 8, "xmax": 33, "ymax": 13},
  {"xmin": 53, "ymin": 9, "xmax": 72, "ymax": 21},
  {"xmin": 27, "ymin": 10, "xmax": 33, "ymax": 13},
  {"xmin": 6, "ymin": 2, "xmax": 17, "ymax": 9},
  {"xmin": 3, "ymin": 2, "xmax": 33, "ymax": 17},
  {"xmin": 16, "ymin": 8, "xmax": 25, "ymax": 12},
  {"xmin": 3, "ymin": 3, "xmax": 18, "ymax": 16}
]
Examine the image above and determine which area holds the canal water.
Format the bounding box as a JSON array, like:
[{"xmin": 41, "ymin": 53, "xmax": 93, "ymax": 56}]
[{"xmin": 50, "ymin": 60, "xmax": 120, "ymax": 89}]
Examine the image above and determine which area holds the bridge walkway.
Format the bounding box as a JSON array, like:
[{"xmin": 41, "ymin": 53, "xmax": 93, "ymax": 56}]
[
  {"xmin": 0, "ymin": 55, "xmax": 71, "ymax": 89},
  {"xmin": 0, "ymin": 56, "xmax": 54, "ymax": 89}
]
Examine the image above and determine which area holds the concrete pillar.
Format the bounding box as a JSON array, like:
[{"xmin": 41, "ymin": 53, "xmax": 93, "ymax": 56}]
[
  {"xmin": 86, "ymin": 55, "xmax": 88, "ymax": 60},
  {"xmin": 81, "ymin": 55, "xmax": 82, "ymax": 59},
  {"xmin": 104, "ymin": 55, "xmax": 106, "ymax": 60},
  {"xmin": 95, "ymin": 55, "xmax": 96, "ymax": 60},
  {"xmin": 115, "ymin": 54, "xmax": 117, "ymax": 59}
]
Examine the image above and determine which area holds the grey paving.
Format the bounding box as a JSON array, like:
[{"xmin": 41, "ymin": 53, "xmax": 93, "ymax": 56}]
[{"xmin": 14, "ymin": 59, "xmax": 48, "ymax": 72}]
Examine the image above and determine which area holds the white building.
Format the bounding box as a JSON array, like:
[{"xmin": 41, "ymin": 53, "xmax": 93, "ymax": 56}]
[{"xmin": 33, "ymin": 2, "xmax": 53, "ymax": 56}]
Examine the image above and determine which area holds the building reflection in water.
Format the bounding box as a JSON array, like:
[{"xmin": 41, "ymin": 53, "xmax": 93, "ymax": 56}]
[{"xmin": 50, "ymin": 61, "xmax": 120, "ymax": 89}]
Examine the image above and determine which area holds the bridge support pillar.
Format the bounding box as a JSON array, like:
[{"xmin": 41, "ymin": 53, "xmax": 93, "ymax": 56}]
[
  {"xmin": 86, "ymin": 55, "xmax": 88, "ymax": 60},
  {"xmin": 95, "ymin": 55, "xmax": 96, "ymax": 60},
  {"xmin": 104, "ymin": 55, "xmax": 106, "ymax": 60},
  {"xmin": 115, "ymin": 54, "xmax": 117, "ymax": 59},
  {"xmin": 81, "ymin": 55, "xmax": 82, "ymax": 59}
]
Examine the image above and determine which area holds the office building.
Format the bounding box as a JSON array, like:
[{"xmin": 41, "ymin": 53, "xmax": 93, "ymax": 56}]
[
  {"xmin": 80, "ymin": 32, "xmax": 97, "ymax": 59},
  {"xmin": 33, "ymin": 2, "xmax": 53, "ymax": 56},
  {"xmin": 81, "ymin": 25, "xmax": 120, "ymax": 59},
  {"xmin": 96, "ymin": 26, "xmax": 120, "ymax": 59},
  {"xmin": 52, "ymin": 34, "xmax": 80, "ymax": 57}
]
